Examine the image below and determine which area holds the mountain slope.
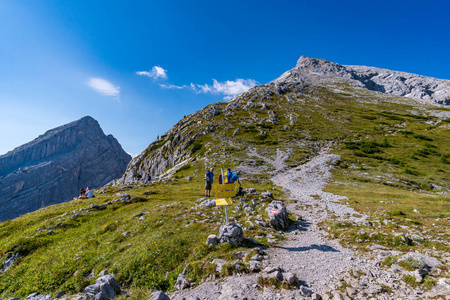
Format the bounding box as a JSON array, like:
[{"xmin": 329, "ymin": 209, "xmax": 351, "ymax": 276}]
[
  {"xmin": 0, "ymin": 116, "xmax": 131, "ymax": 221},
  {"xmin": 119, "ymin": 57, "xmax": 450, "ymax": 186},
  {"xmin": 0, "ymin": 57, "xmax": 449, "ymax": 299}
]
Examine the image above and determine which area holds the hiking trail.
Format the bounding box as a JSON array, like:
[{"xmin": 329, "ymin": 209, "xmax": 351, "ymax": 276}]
[{"xmin": 171, "ymin": 148, "xmax": 434, "ymax": 300}]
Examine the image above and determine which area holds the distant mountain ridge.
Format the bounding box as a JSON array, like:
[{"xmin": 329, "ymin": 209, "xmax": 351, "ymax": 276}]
[
  {"xmin": 275, "ymin": 56, "xmax": 450, "ymax": 105},
  {"xmin": 0, "ymin": 116, "xmax": 131, "ymax": 221}
]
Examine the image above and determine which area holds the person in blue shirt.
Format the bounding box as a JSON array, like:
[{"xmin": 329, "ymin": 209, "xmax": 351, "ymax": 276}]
[
  {"xmin": 226, "ymin": 168, "xmax": 233, "ymax": 184},
  {"xmin": 86, "ymin": 187, "xmax": 95, "ymax": 198},
  {"xmin": 204, "ymin": 168, "xmax": 214, "ymax": 197},
  {"xmin": 226, "ymin": 168, "xmax": 241, "ymax": 187},
  {"xmin": 231, "ymin": 171, "xmax": 241, "ymax": 187}
]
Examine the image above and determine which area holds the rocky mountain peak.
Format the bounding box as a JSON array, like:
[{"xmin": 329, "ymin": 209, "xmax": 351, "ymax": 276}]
[
  {"xmin": 277, "ymin": 56, "xmax": 450, "ymax": 105},
  {"xmin": 0, "ymin": 116, "xmax": 131, "ymax": 221},
  {"xmin": 295, "ymin": 56, "xmax": 347, "ymax": 74},
  {"xmin": 1, "ymin": 116, "xmax": 102, "ymax": 176}
]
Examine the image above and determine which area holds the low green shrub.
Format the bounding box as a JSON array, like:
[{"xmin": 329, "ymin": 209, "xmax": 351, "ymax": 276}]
[
  {"xmin": 191, "ymin": 142, "xmax": 202, "ymax": 153},
  {"xmin": 399, "ymin": 257, "xmax": 425, "ymax": 271},
  {"xmin": 383, "ymin": 256, "xmax": 398, "ymax": 267},
  {"xmin": 177, "ymin": 164, "xmax": 191, "ymax": 172},
  {"xmin": 388, "ymin": 210, "xmax": 406, "ymax": 217},
  {"xmin": 413, "ymin": 134, "xmax": 433, "ymax": 141}
]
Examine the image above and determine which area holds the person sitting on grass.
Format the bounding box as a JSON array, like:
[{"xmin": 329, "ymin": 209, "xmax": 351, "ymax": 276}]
[
  {"xmin": 86, "ymin": 186, "xmax": 95, "ymax": 198},
  {"xmin": 204, "ymin": 168, "xmax": 214, "ymax": 197},
  {"xmin": 74, "ymin": 188, "xmax": 87, "ymax": 199}
]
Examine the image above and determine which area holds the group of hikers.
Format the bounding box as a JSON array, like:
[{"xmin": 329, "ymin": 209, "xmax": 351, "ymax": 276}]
[
  {"xmin": 204, "ymin": 167, "xmax": 241, "ymax": 197},
  {"xmin": 134, "ymin": 174, "xmax": 152, "ymax": 182},
  {"xmin": 74, "ymin": 186, "xmax": 95, "ymax": 199}
]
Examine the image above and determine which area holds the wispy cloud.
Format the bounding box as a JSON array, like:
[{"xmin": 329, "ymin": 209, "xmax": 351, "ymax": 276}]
[
  {"xmin": 87, "ymin": 78, "xmax": 120, "ymax": 97},
  {"xmin": 160, "ymin": 83, "xmax": 189, "ymax": 90},
  {"xmin": 159, "ymin": 79, "xmax": 257, "ymax": 100},
  {"xmin": 136, "ymin": 66, "xmax": 258, "ymax": 100},
  {"xmin": 200, "ymin": 79, "xmax": 258, "ymax": 99},
  {"xmin": 136, "ymin": 66, "xmax": 168, "ymax": 79}
]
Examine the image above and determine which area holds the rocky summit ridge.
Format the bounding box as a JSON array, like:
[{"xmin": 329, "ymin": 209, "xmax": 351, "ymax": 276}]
[
  {"xmin": 276, "ymin": 56, "xmax": 450, "ymax": 105},
  {"xmin": 0, "ymin": 116, "xmax": 131, "ymax": 221}
]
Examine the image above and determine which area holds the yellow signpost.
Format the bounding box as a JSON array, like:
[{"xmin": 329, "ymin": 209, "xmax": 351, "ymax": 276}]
[
  {"xmin": 215, "ymin": 198, "xmax": 233, "ymax": 206},
  {"xmin": 222, "ymin": 171, "xmax": 229, "ymax": 183},
  {"xmin": 215, "ymin": 168, "xmax": 235, "ymax": 223},
  {"xmin": 215, "ymin": 184, "xmax": 235, "ymax": 198}
]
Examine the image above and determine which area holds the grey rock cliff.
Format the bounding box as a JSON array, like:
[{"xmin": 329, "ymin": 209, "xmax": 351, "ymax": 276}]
[
  {"xmin": 276, "ymin": 56, "xmax": 450, "ymax": 105},
  {"xmin": 0, "ymin": 116, "xmax": 131, "ymax": 221}
]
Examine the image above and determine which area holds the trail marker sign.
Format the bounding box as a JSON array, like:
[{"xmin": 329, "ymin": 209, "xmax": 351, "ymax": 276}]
[
  {"xmin": 222, "ymin": 171, "xmax": 229, "ymax": 183},
  {"xmin": 215, "ymin": 184, "xmax": 235, "ymax": 198},
  {"xmin": 215, "ymin": 198, "xmax": 233, "ymax": 206},
  {"xmin": 215, "ymin": 168, "xmax": 234, "ymax": 224}
]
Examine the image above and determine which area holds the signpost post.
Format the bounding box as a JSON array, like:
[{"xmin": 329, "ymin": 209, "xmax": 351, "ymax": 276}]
[{"xmin": 215, "ymin": 198, "xmax": 233, "ymax": 223}]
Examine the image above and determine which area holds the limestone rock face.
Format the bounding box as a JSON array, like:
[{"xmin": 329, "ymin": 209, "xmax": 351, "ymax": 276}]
[
  {"xmin": 276, "ymin": 56, "xmax": 450, "ymax": 105},
  {"xmin": 0, "ymin": 116, "xmax": 131, "ymax": 221}
]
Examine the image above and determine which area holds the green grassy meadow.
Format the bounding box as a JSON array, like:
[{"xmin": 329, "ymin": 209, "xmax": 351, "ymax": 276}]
[
  {"xmin": 1, "ymin": 83, "xmax": 449, "ymax": 297},
  {"xmin": 0, "ymin": 164, "xmax": 283, "ymax": 298}
]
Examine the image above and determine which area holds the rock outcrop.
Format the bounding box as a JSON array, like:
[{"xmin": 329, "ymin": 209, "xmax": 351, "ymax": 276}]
[
  {"xmin": 218, "ymin": 223, "xmax": 244, "ymax": 246},
  {"xmin": 276, "ymin": 56, "xmax": 450, "ymax": 105},
  {"xmin": 0, "ymin": 116, "xmax": 131, "ymax": 221},
  {"xmin": 266, "ymin": 200, "xmax": 289, "ymax": 230},
  {"xmin": 84, "ymin": 274, "xmax": 124, "ymax": 299}
]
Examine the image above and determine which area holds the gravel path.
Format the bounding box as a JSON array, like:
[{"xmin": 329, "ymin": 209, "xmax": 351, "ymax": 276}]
[
  {"xmin": 171, "ymin": 148, "xmax": 443, "ymax": 299},
  {"xmin": 254, "ymin": 148, "xmax": 365, "ymax": 291}
]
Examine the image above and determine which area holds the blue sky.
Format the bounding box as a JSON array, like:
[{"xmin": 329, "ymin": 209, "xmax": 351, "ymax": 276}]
[{"xmin": 0, "ymin": 0, "xmax": 449, "ymax": 156}]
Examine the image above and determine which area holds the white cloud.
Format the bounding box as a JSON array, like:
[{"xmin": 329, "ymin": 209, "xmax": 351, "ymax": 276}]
[
  {"xmin": 136, "ymin": 66, "xmax": 168, "ymax": 79},
  {"xmin": 195, "ymin": 83, "xmax": 213, "ymax": 94},
  {"xmin": 159, "ymin": 79, "xmax": 257, "ymax": 99},
  {"xmin": 213, "ymin": 79, "xmax": 257, "ymax": 96},
  {"xmin": 137, "ymin": 65, "xmax": 258, "ymax": 100},
  {"xmin": 193, "ymin": 79, "xmax": 258, "ymax": 99},
  {"xmin": 127, "ymin": 152, "xmax": 138, "ymax": 158},
  {"xmin": 87, "ymin": 78, "xmax": 120, "ymax": 97},
  {"xmin": 160, "ymin": 83, "xmax": 189, "ymax": 89}
]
